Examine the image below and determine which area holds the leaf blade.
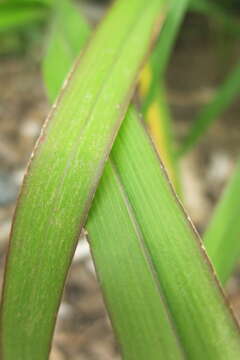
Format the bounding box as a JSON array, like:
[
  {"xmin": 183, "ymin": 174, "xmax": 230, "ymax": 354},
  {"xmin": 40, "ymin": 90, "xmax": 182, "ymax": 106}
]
[
  {"xmin": 139, "ymin": 0, "xmax": 189, "ymax": 191},
  {"xmin": 0, "ymin": 1, "xmax": 165, "ymax": 358},
  {"xmin": 204, "ymin": 159, "xmax": 240, "ymax": 284},
  {"xmin": 87, "ymin": 160, "xmax": 185, "ymax": 359},
  {"xmin": 104, "ymin": 107, "xmax": 240, "ymax": 359},
  {"xmin": 43, "ymin": 0, "xmax": 90, "ymax": 101},
  {"xmin": 42, "ymin": 2, "xmax": 188, "ymax": 357},
  {"xmin": 179, "ymin": 61, "xmax": 240, "ymax": 156},
  {"xmin": 0, "ymin": 3, "xmax": 47, "ymax": 32}
]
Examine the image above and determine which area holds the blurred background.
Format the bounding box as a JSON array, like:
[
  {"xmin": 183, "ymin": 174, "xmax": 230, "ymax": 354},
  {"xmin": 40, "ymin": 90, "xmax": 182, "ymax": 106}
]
[{"xmin": 0, "ymin": 0, "xmax": 240, "ymax": 358}]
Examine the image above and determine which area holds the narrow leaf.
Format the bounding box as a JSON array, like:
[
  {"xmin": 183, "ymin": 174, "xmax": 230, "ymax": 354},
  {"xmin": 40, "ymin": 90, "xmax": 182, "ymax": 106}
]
[
  {"xmin": 0, "ymin": 3, "xmax": 47, "ymax": 32},
  {"xmin": 0, "ymin": 1, "xmax": 165, "ymax": 359},
  {"xmin": 190, "ymin": 0, "xmax": 240, "ymax": 35},
  {"xmin": 204, "ymin": 159, "xmax": 240, "ymax": 284},
  {"xmin": 43, "ymin": 1, "xmax": 240, "ymax": 357},
  {"xmin": 179, "ymin": 61, "xmax": 240, "ymax": 156},
  {"xmin": 43, "ymin": 0, "xmax": 90, "ymax": 101},
  {"xmin": 42, "ymin": 3, "xmax": 186, "ymax": 357},
  {"xmin": 87, "ymin": 159, "xmax": 185, "ymax": 359},
  {"xmin": 142, "ymin": 0, "xmax": 189, "ymax": 111},
  {"xmin": 143, "ymin": 82, "xmax": 180, "ymax": 191},
  {"xmin": 139, "ymin": 0, "xmax": 189, "ymax": 190},
  {"xmin": 93, "ymin": 107, "xmax": 240, "ymax": 360}
]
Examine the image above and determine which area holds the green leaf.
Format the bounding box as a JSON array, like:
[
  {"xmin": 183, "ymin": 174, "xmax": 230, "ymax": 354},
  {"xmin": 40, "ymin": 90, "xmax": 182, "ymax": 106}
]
[
  {"xmin": 204, "ymin": 158, "xmax": 240, "ymax": 284},
  {"xmin": 0, "ymin": 3, "xmax": 47, "ymax": 33},
  {"xmin": 190, "ymin": 0, "xmax": 240, "ymax": 35},
  {"xmin": 41, "ymin": 1, "xmax": 240, "ymax": 356},
  {"xmin": 89, "ymin": 107, "xmax": 240, "ymax": 359},
  {"xmin": 179, "ymin": 60, "xmax": 240, "ymax": 156},
  {"xmin": 0, "ymin": 1, "xmax": 165, "ymax": 359},
  {"xmin": 42, "ymin": 2, "xmax": 186, "ymax": 357},
  {"xmin": 142, "ymin": 0, "xmax": 189, "ymax": 111},
  {"xmin": 139, "ymin": 0, "xmax": 189, "ymax": 192},
  {"xmin": 2, "ymin": 0, "xmax": 240, "ymax": 359},
  {"xmin": 43, "ymin": 0, "xmax": 90, "ymax": 101},
  {"xmin": 88, "ymin": 155, "xmax": 185, "ymax": 359},
  {"xmin": 141, "ymin": 82, "xmax": 181, "ymax": 192}
]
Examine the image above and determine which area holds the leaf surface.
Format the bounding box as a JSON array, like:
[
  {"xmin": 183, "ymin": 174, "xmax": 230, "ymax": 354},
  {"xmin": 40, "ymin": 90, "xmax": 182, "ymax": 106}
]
[
  {"xmin": 91, "ymin": 107, "xmax": 240, "ymax": 359},
  {"xmin": 179, "ymin": 61, "xmax": 240, "ymax": 155},
  {"xmin": 204, "ymin": 159, "xmax": 240, "ymax": 284},
  {"xmin": 43, "ymin": 0, "xmax": 90, "ymax": 101},
  {"xmin": 0, "ymin": 2, "xmax": 47, "ymax": 32},
  {"xmin": 139, "ymin": 0, "xmax": 189, "ymax": 190},
  {"xmin": 0, "ymin": 1, "xmax": 165, "ymax": 358}
]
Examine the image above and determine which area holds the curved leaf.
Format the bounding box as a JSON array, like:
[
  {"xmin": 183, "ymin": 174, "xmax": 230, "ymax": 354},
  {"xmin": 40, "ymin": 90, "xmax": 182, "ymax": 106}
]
[
  {"xmin": 179, "ymin": 61, "xmax": 240, "ymax": 156},
  {"xmin": 204, "ymin": 158, "xmax": 240, "ymax": 284},
  {"xmin": 0, "ymin": 0, "xmax": 165, "ymax": 358}
]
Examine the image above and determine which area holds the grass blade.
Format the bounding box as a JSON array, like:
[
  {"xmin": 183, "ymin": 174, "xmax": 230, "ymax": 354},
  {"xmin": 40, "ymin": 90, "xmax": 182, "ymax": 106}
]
[
  {"xmin": 43, "ymin": 0, "xmax": 90, "ymax": 101},
  {"xmin": 179, "ymin": 61, "xmax": 240, "ymax": 156},
  {"xmin": 139, "ymin": 0, "xmax": 189, "ymax": 190},
  {"xmin": 0, "ymin": 3, "xmax": 47, "ymax": 32},
  {"xmin": 204, "ymin": 159, "xmax": 240, "ymax": 284},
  {"xmin": 190, "ymin": 0, "xmax": 240, "ymax": 35},
  {"xmin": 96, "ymin": 107, "xmax": 240, "ymax": 359},
  {"xmin": 0, "ymin": 1, "xmax": 165, "ymax": 358},
  {"xmin": 42, "ymin": 0, "xmax": 240, "ymax": 356},
  {"xmin": 142, "ymin": 82, "xmax": 180, "ymax": 191},
  {"xmin": 142, "ymin": 0, "xmax": 189, "ymax": 111},
  {"xmin": 87, "ymin": 160, "xmax": 185, "ymax": 359},
  {"xmin": 42, "ymin": 3, "xmax": 186, "ymax": 357}
]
